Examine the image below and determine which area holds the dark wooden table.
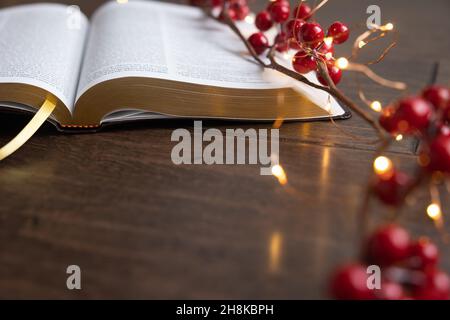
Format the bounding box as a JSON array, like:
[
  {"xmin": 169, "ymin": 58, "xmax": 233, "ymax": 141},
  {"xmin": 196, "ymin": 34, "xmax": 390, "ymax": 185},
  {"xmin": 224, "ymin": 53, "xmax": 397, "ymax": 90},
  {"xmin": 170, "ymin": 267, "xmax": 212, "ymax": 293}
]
[{"xmin": 1, "ymin": 0, "xmax": 449, "ymax": 299}]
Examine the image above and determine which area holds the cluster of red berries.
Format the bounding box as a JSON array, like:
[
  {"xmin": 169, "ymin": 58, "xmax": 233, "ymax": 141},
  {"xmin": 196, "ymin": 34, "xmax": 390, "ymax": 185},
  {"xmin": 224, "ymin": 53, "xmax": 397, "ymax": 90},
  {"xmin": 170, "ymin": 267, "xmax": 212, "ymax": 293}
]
[
  {"xmin": 330, "ymin": 224, "xmax": 449, "ymax": 300},
  {"xmin": 248, "ymin": 1, "xmax": 350, "ymax": 86},
  {"xmin": 190, "ymin": 0, "xmax": 250, "ymax": 21},
  {"xmin": 373, "ymin": 85, "xmax": 450, "ymax": 206}
]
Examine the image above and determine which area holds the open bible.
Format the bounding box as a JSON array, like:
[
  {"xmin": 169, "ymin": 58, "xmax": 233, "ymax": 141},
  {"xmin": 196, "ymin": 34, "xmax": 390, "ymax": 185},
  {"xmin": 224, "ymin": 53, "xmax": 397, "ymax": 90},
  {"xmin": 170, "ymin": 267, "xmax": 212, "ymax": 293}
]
[{"xmin": 0, "ymin": 1, "xmax": 348, "ymax": 131}]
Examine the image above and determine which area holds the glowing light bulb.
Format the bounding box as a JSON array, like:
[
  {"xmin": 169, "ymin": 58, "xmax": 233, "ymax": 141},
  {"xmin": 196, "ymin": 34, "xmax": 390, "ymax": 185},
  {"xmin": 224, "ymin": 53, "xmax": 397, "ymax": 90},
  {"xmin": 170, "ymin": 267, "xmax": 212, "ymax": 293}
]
[
  {"xmin": 335, "ymin": 57, "xmax": 349, "ymax": 70},
  {"xmin": 324, "ymin": 37, "xmax": 333, "ymax": 46},
  {"xmin": 427, "ymin": 203, "xmax": 442, "ymax": 220},
  {"xmin": 396, "ymin": 134, "xmax": 403, "ymax": 141},
  {"xmin": 244, "ymin": 14, "xmax": 255, "ymax": 24},
  {"xmin": 370, "ymin": 101, "xmax": 382, "ymax": 112},
  {"xmin": 117, "ymin": 0, "xmax": 128, "ymax": 4},
  {"xmin": 383, "ymin": 23, "xmax": 394, "ymax": 31},
  {"xmin": 271, "ymin": 164, "xmax": 288, "ymax": 185},
  {"xmin": 373, "ymin": 156, "xmax": 393, "ymax": 176}
]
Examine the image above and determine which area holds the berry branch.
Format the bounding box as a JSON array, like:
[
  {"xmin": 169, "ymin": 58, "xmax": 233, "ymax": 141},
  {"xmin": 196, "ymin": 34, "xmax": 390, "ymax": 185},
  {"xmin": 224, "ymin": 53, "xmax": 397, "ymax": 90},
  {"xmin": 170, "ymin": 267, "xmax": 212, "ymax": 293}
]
[
  {"xmin": 347, "ymin": 85, "xmax": 450, "ymax": 300},
  {"xmin": 197, "ymin": 0, "xmax": 405, "ymax": 142},
  {"xmin": 190, "ymin": 0, "xmax": 450, "ymax": 300},
  {"xmin": 366, "ymin": 86, "xmax": 450, "ymax": 233}
]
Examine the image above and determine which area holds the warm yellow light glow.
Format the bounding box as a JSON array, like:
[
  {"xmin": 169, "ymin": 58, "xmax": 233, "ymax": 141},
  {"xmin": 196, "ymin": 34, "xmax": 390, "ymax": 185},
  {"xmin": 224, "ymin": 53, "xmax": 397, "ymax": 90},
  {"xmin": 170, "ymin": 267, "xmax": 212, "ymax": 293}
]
[
  {"xmin": 324, "ymin": 37, "xmax": 333, "ymax": 46},
  {"xmin": 283, "ymin": 52, "xmax": 294, "ymax": 60},
  {"xmin": 271, "ymin": 164, "xmax": 288, "ymax": 185},
  {"xmin": 383, "ymin": 23, "xmax": 394, "ymax": 31},
  {"xmin": 427, "ymin": 204, "xmax": 442, "ymax": 220},
  {"xmin": 335, "ymin": 57, "xmax": 349, "ymax": 70},
  {"xmin": 116, "ymin": 0, "xmax": 128, "ymax": 4},
  {"xmin": 320, "ymin": 147, "xmax": 330, "ymax": 184},
  {"xmin": 396, "ymin": 134, "xmax": 403, "ymax": 141},
  {"xmin": 358, "ymin": 41, "xmax": 367, "ymax": 49},
  {"xmin": 418, "ymin": 153, "xmax": 431, "ymax": 167},
  {"xmin": 325, "ymin": 52, "xmax": 333, "ymax": 60},
  {"xmin": 373, "ymin": 156, "xmax": 393, "ymax": 176},
  {"xmin": 271, "ymin": 165, "xmax": 282, "ymax": 176},
  {"xmin": 370, "ymin": 101, "xmax": 382, "ymax": 112},
  {"xmin": 244, "ymin": 14, "xmax": 255, "ymax": 24},
  {"xmin": 273, "ymin": 117, "xmax": 284, "ymax": 129},
  {"xmin": 324, "ymin": 101, "xmax": 332, "ymax": 114},
  {"xmin": 269, "ymin": 232, "xmax": 282, "ymax": 273}
]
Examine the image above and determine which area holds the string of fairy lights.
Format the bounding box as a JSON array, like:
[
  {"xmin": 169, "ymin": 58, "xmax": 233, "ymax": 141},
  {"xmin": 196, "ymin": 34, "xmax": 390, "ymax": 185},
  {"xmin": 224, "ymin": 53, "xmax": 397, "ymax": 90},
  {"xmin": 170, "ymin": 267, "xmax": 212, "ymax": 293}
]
[{"xmin": 373, "ymin": 155, "xmax": 444, "ymax": 229}]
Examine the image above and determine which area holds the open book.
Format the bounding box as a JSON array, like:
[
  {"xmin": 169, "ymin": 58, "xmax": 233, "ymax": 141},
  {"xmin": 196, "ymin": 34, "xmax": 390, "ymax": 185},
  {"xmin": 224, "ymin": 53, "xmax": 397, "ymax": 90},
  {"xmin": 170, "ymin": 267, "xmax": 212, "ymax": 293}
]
[{"xmin": 0, "ymin": 1, "xmax": 348, "ymax": 131}]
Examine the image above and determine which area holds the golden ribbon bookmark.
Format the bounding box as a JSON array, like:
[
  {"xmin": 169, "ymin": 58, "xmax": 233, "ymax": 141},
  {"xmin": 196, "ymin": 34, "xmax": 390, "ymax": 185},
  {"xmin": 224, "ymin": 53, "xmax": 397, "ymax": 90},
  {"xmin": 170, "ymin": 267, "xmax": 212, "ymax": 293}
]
[{"xmin": 0, "ymin": 97, "xmax": 56, "ymax": 161}]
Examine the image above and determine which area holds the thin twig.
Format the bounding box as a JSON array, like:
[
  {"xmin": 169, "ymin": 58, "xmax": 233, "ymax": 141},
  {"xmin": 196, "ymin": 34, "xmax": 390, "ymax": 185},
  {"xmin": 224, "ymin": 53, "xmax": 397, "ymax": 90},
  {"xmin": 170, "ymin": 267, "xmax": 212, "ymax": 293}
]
[
  {"xmin": 308, "ymin": 0, "xmax": 329, "ymax": 18},
  {"xmin": 347, "ymin": 63, "xmax": 407, "ymax": 90},
  {"xmin": 207, "ymin": 4, "xmax": 390, "ymax": 141},
  {"xmin": 316, "ymin": 60, "xmax": 388, "ymax": 140},
  {"xmin": 206, "ymin": 9, "xmax": 268, "ymax": 67},
  {"xmin": 367, "ymin": 42, "xmax": 397, "ymax": 65}
]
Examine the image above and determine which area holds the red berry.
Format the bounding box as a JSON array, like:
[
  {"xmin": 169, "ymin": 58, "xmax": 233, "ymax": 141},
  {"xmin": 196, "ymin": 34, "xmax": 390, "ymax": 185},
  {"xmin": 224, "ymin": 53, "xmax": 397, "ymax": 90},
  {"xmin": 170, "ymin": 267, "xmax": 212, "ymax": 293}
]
[
  {"xmin": 327, "ymin": 21, "xmax": 350, "ymax": 44},
  {"xmin": 286, "ymin": 18, "xmax": 305, "ymax": 39},
  {"xmin": 219, "ymin": 8, "xmax": 237, "ymax": 21},
  {"xmin": 329, "ymin": 264, "xmax": 375, "ymax": 300},
  {"xmin": 255, "ymin": 11, "xmax": 273, "ymax": 31},
  {"xmin": 318, "ymin": 65, "xmax": 342, "ymax": 86},
  {"xmin": 379, "ymin": 105, "xmax": 399, "ymax": 134},
  {"xmin": 235, "ymin": 6, "xmax": 250, "ymax": 21},
  {"xmin": 372, "ymin": 170, "xmax": 411, "ymax": 207},
  {"xmin": 428, "ymin": 134, "xmax": 450, "ymax": 173},
  {"xmin": 300, "ymin": 22, "xmax": 325, "ymax": 48},
  {"xmin": 211, "ymin": 0, "xmax": 223, "ymax": 7},
  {"xmin": 376, "ymin": 281, "xmax": 404, "ymax": 300},
  {"xmin": 422, "ymin": 85, "xmax": 450, "ymax": 110},
  {"xmin": 366, "ymin": 224, "xmax": 411, "ymax": 266},
  {"xmin": 268, "ymin": 1, "xmax": 290, "ymax": 23},
  {"xmin": 408, "ymin": 238, "xmax": 439, "ymax": 270},
  {"xmin": 267, "ymin": 0, "xmax": 289, "ymax": 11},
  {"xmin": 438, "ymin": 124, "xmax": 450, "ymax": 136},
  {"xmin": 275, "ymin": 32, "xmax": 289, "ymax": 52},
  {"xmin": 395, "ymin": 97, "xmax": 433, "ymax": 134},
  {"xmin": 444, "ymin": 100, "xmax": 450, "ymax": 122},
  {"xmin": 413, "ymin": 269, "xmax": 450, "ymax": 300},
  {"xmin": 230, "ymin": 1, "xmax": 249, "ymax": 21},
  {"xmin": 293, "ymin": 3, "xmax": 312, "ymax": 20},
  {"xmin": 292, "ymin": 51, "xmax": 317, "ymax": 74},
  {"xmin": 248, "ymin": 32, "xmax": 269, "ymax": 55}
]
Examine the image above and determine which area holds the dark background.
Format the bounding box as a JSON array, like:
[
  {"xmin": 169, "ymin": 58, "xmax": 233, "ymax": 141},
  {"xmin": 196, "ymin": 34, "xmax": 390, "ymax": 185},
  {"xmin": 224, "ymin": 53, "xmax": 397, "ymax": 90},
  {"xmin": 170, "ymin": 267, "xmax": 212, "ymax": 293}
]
[{"xmin": 0, "ymin": 0, "xmax": 449, "ymax": 299}]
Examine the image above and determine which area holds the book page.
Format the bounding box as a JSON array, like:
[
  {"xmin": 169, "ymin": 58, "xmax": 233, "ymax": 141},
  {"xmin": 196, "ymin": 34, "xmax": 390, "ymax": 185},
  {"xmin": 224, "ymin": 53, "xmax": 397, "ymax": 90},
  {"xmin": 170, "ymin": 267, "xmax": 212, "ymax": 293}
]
[
  {"xmin": 0, "ymin": 4, "xmax": 88, "ymax": 111},
  {"xmin": 76, "ymin": 0, "xmax": 287, "ymax": 100},
  {"xmin": 77, "ymin": 0, "xmax": 344, "ymax": 117}
]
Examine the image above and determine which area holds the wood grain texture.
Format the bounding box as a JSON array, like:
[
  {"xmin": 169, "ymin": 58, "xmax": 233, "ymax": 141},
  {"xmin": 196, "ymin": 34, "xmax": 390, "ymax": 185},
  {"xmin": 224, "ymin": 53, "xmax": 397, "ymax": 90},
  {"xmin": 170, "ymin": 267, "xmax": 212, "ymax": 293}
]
[{"xmin": 0, "ymin": 0, "xmax": 449, "ymax": 299}]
